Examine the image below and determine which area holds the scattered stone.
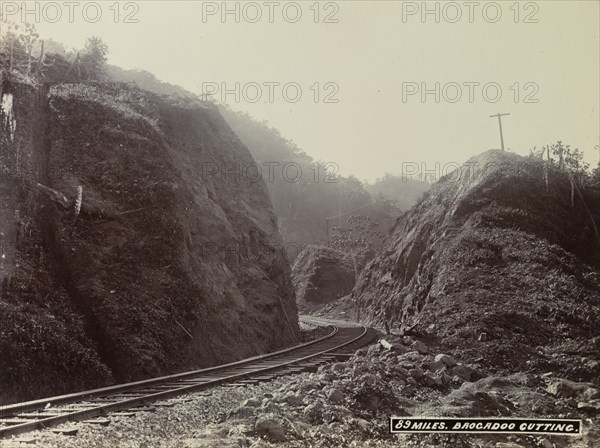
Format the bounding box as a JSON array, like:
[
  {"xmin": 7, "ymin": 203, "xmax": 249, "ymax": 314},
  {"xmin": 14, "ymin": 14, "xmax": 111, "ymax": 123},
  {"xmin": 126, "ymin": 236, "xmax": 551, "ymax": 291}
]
[
  {"xmin": 331, "ymin": 362, "xmax": 345, "ymax": 372},
  {"xmin": 261, "ymin": 401, "xmax": 281, "ymax": 413},
  {"xmin": 241, "ymin": 398, "xmax": 261, "ymax": 408},
  {"xmin": 358, "ymin": 373, "xmax": 379, "ymax": 385},
  {"xmin": 412, "ymin": 340, "xmax": 428, "ymax": 354},
  {"xmin": 452, "ymin": 375, "xmax": 465, "ymax": 385},
  {"xmin": 351, "ymin": 363, "xmax": 367, "ymax": 378},
  {"xmin": 327, "ymin": 388, "xmax": 344, "ymax": 404},
  {"xmin": 367, "ymin": 344, "xmax": 382, "ymax": 356},
  {"xmin": 428, "ymin": 360, "xmax": 445, "ymax": 372},
  {"xmin": 451, "ymin": 364, "xmax": 474, "ymax": 382},
  {"xmin": 380, "ymin": 339, "xmax": 394, "ymax": 350},
  {"xmin": 51, "ymin": 427, "xmax": 78, "ymax": 436},
  {"xmin": 353, "ymin": 418, "xmax": 370, "ymax": 432},
  {"xmin": 11, "ymin": 437, "xmax": 37, "ymax": 445},
  {"xmin": 408, "ymin": 367, "xmax": 424, "ymax": 379},
  {"xmin": 583, "ymin": 387, "xmax": 600, "ymax": 401},
  {"xmin": 83, "ymin": 418, "xmax": 111, "ymax": 426},
  {"xmin": 586, "ymin": 360, "xmax": 600, "ymax": 370},
  {"xmin": 434, "ymin": 353, "xmax": 458, "ymax": 368},
  {"xmin": 255, "ymin": 414, "xmax": 287, "ymax": 442},
  {"xmin": 398, "ymin": 351, "xmax": 424, "ymax": 363},
  {"xmin": 577, "ymin": 400, "xmax": 600, "ymax": 411},
  {"xmin": 303, "ymin": 400, "xmax": 324, "ymax": 422},
  {"xmin": 547, "ymin": 380, "xmax": 577, "ymax": 398},
  {"xmin": 423, "ymin": 372, "xmax": 443, "ymax": 387},
  {"xmin": 282, "ymin": 392, "xmax": 302, "ymax": 406},
  {"xmin": 545, "ymin": 378, "xmax": 597, "ymax": 400}
]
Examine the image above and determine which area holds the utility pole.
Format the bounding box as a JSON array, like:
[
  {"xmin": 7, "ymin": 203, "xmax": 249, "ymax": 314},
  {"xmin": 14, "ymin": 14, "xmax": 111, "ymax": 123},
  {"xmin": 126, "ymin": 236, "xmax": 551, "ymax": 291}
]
[{"xmin": 489, "ymin": 113, "xmax": 510, "ymax": 151}]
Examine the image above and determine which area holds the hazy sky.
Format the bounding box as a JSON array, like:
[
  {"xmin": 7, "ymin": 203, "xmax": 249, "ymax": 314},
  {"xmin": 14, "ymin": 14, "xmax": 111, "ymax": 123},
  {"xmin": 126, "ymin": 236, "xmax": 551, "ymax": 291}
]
[{"xmin": 6, "ymin": 1, "xmax": 600, "ymax": 182}]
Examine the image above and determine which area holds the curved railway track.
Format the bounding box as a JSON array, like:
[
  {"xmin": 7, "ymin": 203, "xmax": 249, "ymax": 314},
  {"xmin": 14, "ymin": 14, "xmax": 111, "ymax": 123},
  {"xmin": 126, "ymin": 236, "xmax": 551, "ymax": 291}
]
[{"xmin": 0, "ymin": 317, "xmax": 376, "ymax": 439}]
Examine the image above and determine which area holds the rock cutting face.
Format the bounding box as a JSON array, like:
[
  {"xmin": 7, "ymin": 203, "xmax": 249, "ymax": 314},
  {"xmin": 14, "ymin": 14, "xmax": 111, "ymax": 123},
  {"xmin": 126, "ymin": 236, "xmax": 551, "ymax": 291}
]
[
  {"xmin": 349, "ymin": 149, "xmax": 600, "ymax": 374},
  {"xmin": 0, "ymin": 81, "xmax": 298, "ymax": 402}
]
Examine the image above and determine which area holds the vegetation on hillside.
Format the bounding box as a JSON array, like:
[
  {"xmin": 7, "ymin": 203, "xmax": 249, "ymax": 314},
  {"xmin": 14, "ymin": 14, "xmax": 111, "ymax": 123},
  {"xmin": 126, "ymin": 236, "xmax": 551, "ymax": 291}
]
[
  {"xmin": 218, "ymin": 105, "xmax": 401, "ymax": 250},
  {"xmin": 366, "ymin": 173, "xmax": 430, "ymax": 211},
  {"xmin": 0, "ymin": 20, "xmax": 108, "ymax": 83}
]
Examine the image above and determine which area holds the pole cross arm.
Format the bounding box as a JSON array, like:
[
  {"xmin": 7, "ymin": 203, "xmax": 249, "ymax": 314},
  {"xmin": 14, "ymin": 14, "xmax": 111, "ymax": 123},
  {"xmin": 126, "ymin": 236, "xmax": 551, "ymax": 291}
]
[{"xmin": 490, "ymin": 113, "xmax": 510, "ymax": 151}]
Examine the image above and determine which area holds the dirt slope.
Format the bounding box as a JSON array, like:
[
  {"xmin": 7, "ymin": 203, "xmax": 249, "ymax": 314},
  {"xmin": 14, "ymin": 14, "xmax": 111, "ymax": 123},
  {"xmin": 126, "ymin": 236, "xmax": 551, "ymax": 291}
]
[
  {"xmin": 349, "ymin": 150, "xmax": 600, "ymax": 378},
  {"xmin": 0, "ymin": 80, "xmax": 298, "ymax": 403}
]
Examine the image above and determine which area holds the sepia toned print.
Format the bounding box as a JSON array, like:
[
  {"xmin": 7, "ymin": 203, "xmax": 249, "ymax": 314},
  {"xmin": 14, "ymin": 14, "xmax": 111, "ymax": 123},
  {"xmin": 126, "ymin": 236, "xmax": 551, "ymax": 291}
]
[{"xmin": 1, "ymin": 1, "xmax": 599, "ymax": 447}]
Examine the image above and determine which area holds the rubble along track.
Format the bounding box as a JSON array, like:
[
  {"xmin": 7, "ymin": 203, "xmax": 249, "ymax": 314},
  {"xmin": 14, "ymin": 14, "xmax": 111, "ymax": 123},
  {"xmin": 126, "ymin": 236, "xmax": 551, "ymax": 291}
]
[{"xmin": 0, "ymin": 317, "xmax": 376, "ymax": 438}]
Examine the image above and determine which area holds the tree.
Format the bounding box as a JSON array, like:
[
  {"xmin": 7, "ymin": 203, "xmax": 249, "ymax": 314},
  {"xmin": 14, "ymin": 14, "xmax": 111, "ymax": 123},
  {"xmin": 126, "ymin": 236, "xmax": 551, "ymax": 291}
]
[
  {"xmin": 79, "ymin": 37, "xmax": 108, "ymax": 81},
  {"xmin": 548, "ymin": 141, "xmax": 589, "ymax": 207},
  {"xmin": 593, "ymin": 145, "xmax": 600, "ymax": 187},
  {"xmin": 0, "ymin": 21, "xmax": 38, "ymax": 74}
]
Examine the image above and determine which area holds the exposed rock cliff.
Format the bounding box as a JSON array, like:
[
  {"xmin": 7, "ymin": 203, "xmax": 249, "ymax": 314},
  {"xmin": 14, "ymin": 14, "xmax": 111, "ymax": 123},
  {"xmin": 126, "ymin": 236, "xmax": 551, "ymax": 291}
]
[
  {"xmin": 291, "ymin": 245, "xmax": 355, "ymax": 311},
  {"xmin": 351, "ymin": 150, "xmax": 600, "ymax": 376},
  {"xmin": 0, "ymin": 80, "xmax": 298, "ymax": 403}
]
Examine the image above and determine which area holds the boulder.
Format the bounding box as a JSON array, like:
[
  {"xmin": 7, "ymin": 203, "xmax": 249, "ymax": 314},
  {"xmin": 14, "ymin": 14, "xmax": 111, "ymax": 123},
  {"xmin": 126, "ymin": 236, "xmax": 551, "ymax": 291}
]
[
  {"xmin": 577, "ymin": 400, "xmax": 600, "ymax": 412},
  {"xmin": 241, "ymin": 398, "xmax": 261, "ymax": 408},
  {"xmin": 546, "ymin": 379, "xmax": 599, "ymax": 401},
  {"xmin": 408, "ymin": 367, "xmax": 424, "ymax": 379},
  {"xmin": 255, "ymin": 415, "xmax": 287, "ymax": 442},
  {"xmin": 412, "ymin": 340, "xmax": 428, "ymax": 354},
  {"xmin": 434, "ymin": 353, "xmax": 458, "ymax": 368},
  {"xmin": 331, "ymin": 362, "xmax": 346, "ymax": 372},
  {"xmin": 281, "ymin": 392, "xmax": 303, "ymax": 406},
  {"xmin": 327, "ymin": 388, "xmax": 345, "ymax": 404},
  {"xmin": 428, "ymin": 360, "xmax": 445, "ymax": 372},
  {"xmin": 451, "ymin": 364, "xmax": 474, "ymax": 382},
  {"xmin": 303, "ymin": 400, "xmax": 324, "ymax": 422},
  {"xmin": 423, "ymin": 372, "xmax": 443, "ymax": 387}
]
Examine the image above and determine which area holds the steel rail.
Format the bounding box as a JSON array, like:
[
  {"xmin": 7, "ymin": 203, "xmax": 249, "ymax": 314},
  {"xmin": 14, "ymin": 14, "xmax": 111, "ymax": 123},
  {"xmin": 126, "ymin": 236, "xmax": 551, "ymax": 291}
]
[
  {"xmin": 0, "ymin": 318, "xmax": 372, "ymax": 439},
  {"xmin": 1, "ymin": 321, "xmax": 337, "ymax": 418}
]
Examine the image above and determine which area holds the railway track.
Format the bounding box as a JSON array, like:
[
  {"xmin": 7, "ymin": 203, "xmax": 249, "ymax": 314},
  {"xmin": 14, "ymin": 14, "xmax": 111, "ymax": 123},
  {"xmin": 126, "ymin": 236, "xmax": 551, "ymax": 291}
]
[{"xmin": 0, "ymin": 317, "xmax": 376, "ymax": 439}]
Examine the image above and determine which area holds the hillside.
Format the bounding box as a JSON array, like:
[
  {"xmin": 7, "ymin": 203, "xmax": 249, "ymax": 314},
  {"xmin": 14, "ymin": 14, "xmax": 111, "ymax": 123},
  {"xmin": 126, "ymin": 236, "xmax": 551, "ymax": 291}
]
[
  {"xmin": 366, "ymin": 173, "xmax": 430, "ymax": 211},
  {"xmin": 101, "ymin": 66, "xmax": 430, "ymax": 252},
  {"xmin": 218, "ymin": 105, "xmax": 401, "ymax": 248},
  {"xmin": 346, "ymin": 150, "xmax": 600, "ymax": 379},
  {"xmin": 0, "ymin": 78, "xmax": 298, "ymax": 403}
]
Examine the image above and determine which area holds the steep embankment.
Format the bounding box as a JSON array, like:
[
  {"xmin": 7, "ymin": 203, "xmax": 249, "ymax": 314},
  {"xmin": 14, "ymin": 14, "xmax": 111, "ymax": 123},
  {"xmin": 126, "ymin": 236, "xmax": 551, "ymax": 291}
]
[
  {"xmin": 0, "ymin": 80, "xmax": 298, "ymax": 403},
  {"xmin": 350, "ymin": 150, "xmax": 600, "ymax": 379}
]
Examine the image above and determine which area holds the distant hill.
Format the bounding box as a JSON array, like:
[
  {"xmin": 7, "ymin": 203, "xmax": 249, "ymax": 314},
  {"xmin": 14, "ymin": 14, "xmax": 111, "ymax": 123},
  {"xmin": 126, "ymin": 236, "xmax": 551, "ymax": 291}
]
[
  {"xmin": 366, "ymin": 173, "xmax": 430, "ymax": 211},
  {"xmin": 106, "ymin": 65, "xmax": 196, "ymax": 98},
  {"xmin": 218, "ymin": 105, "xmax": 400, "ymax": 249}
]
